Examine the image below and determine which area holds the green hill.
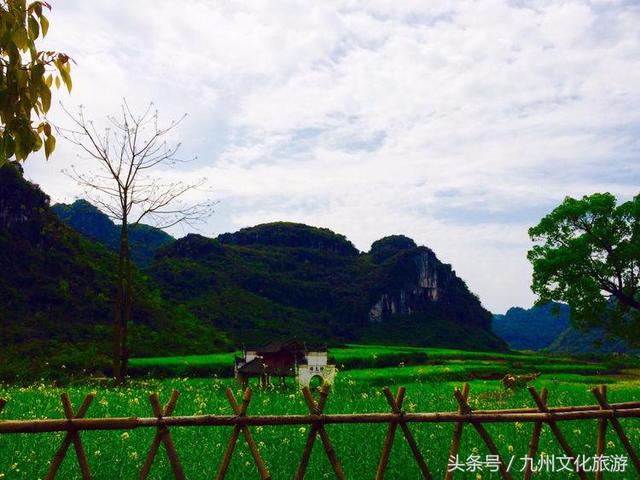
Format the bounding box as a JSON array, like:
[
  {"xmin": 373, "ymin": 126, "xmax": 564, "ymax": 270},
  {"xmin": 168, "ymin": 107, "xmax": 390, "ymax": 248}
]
[
  {"xmin": 493, "ymin": 303, "xmax": 570, "ymax": 350},
  {"xmin": 494, "ymin": 302, "xmax": 637, "ymax": 354},
  {"xmin": 151, "ymin": 229, "xmax": 508, "ymax": 351},
  {"xmin": 52, "ymin": 199, "xmax": 174, "ymax": 267},
  {"xmin": 1, "ymin": 164, "xmax": 508, "ymax": 381},
  {"xmin": 0, "ymin": 164, "xmax": 230, "ymax": 380}
]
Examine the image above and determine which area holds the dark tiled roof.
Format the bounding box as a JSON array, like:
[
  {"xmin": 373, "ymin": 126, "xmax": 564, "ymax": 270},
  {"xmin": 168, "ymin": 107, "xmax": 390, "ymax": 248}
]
[
  {"xmin": 237, "ymin": 358, "xmax": 295, "ymax": 375},
  {"xmin": 244, "ymin": 339, "xmax": 327, "ymax": 353}
]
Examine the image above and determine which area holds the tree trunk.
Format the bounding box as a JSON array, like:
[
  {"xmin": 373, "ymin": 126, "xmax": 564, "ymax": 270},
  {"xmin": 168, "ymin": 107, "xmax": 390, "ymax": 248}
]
[{"xmin": 113, "ymin": 218, "xmax": 131, "ymax": 385}]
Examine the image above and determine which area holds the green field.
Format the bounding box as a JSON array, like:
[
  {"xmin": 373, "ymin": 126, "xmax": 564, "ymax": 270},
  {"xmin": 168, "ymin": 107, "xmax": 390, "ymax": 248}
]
[{"xmin": 1, "ymin": 346, "xmax": 639, "ymax": 479}]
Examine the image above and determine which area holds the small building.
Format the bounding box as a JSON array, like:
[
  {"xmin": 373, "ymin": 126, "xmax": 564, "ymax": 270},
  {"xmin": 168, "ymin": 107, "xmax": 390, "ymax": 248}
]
[{"xmin": 234, "ymin": 340, "xmax": 336, "ymax": 388}]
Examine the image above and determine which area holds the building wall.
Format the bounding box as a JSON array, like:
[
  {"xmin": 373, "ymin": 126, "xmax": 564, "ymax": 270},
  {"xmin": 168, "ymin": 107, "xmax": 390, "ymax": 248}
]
[{"xmin": 306, "ymin": 351, "xmax": 327, "ymax": 367}]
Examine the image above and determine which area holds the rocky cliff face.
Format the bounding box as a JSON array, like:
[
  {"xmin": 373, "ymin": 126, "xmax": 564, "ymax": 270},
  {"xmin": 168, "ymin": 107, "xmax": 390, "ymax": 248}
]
[
  {"xmin": 369, "ymin": 249, "xmax": 444, "ymax": 322},
  {"xmin": 153, "ymin": 228, "xmax": 506, "ymax": 350}
]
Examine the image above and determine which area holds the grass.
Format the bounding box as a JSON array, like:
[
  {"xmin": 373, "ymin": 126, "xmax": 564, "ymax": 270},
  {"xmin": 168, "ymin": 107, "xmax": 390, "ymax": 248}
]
[
  {"xmin": 127, "ymin": 344, "xmax": 599, "ymax": 378},
  {"xmin": 1, "ymin": 346, "xmax": 639, "ymax": 479}
]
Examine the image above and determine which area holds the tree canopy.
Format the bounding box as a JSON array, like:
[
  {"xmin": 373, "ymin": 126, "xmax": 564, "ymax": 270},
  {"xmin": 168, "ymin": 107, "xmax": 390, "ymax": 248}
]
[
  {"xmin": 0, "ymin": 0, "xmax": 71, "ymax": 165},
  {"xmin": 528, "ymin": 192, "xmax": 640, "ymax": 346}
]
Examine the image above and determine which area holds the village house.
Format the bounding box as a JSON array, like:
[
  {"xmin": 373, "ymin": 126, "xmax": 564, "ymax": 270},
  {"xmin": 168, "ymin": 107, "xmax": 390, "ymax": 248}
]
[{"xmin": 234, "ymin": 340, "xmax": 336, "ymax": 388}]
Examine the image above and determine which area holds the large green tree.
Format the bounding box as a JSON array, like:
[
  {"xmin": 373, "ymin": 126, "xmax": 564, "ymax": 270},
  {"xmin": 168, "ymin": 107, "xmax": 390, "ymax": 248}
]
[
  {"xmin": 528, "ymin": 193, "xmax": 640, "ymax": 346},
  {"xmin": 0, "ymin": 0, "xmax": 71, "ymax": 165}
]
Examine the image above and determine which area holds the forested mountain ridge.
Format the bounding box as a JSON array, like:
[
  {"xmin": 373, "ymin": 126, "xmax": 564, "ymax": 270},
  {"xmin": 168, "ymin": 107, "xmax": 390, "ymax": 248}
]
[
  {"xmin": 51, "ymin": 196, "xmax": 506, "ymax": 351},
  {"xmin": 1, "ymin": 164, "xmax": 507, "ymax": 381},
  {"xmin": 494, "ymin": 302, "xmax": 636, "ymax": 353},
  {"xmin": 0, "ymin": 165, "xmax": 230, "ymax": 379},
  {"xmin": 52, "ymin": 199, "xmax": 174, "ymax": 267},
  {"xmin": 152, "ymin": 229, "xmax": 508, "ymax": 350},
  {"xmin": 493, "ymin": 303, "xmax": 570, "ymax": 350}
]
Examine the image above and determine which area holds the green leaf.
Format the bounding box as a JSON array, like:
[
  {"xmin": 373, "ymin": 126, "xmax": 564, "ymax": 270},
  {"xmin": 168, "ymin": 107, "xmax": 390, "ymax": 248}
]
[
  {"xmin": 40, "ymin": 84, "xmax": 51, "ymax": 112},
  {"xmin": 28, "ymin": 15, "xmax": 39, "ymax": 39},
  {"xmin": 40, "ymin": 14, "xmax": 49, "ymax": 37},
  {"xmin": 32, "ymin": 62, "xmax": 45, "ymax": 81},
  {"xmin": 44, "ymin": 133, "xmax": 56, "ymax": 159},
  {"xmin": 56, "ymin": 60, "xmax": 72, "ymax": 92}
]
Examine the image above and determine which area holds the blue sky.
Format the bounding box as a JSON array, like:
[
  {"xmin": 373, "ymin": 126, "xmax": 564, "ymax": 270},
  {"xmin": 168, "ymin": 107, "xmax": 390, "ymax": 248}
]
[{"xmin": 24, "ymin": 0, "xmax": 640, "ymax": 313}]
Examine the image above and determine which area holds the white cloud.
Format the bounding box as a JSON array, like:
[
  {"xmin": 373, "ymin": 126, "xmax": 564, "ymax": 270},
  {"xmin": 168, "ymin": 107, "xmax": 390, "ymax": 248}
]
[{"xmin": 22, "ymin": 0, "xmax": 640, "ymax": 313}]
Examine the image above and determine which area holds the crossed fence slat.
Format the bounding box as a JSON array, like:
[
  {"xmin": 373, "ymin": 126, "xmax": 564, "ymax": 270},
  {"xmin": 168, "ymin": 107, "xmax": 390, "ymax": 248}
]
[
  {"xmin": 594, "ymin": 385, "xmax": 607, "ymax": 480},
  {"xmin": 592, "ymin": 385, "xmax": 640, "ymax": 473},
  {"xmin": 375, "ymin": 386, "xmax": 432, "ymax": 479},
  {"xmin": 140, "ymin": 390, "xmax": 185, "ymax": 480},
  {"xmin": 296, "ymin": 384, "xmax": 345, "ymax": 480},
  {"xmin": 216, "ymin": 387, "xmax": 271, "ymax": 480},
  {"xmin": 1, "ymin": 383, "xmax": 640, "ymax": 479},
  {"xmin": 529, "ymin": 386, "xmax": 588, "ymax": 480},
  {"xmin": 454, "ymin": 385, "xmax": 513, "ymax": 480},
  {"xmin": 46, "ymin": 392, "xmax": 95, "ymax": 480},
  {"xmin": 523, "ymin": 387, "xmax": 548, "ymax": 480},
  {"xmin": 444, "ymin": 383, "xmax": 469, "ymax": 480}
]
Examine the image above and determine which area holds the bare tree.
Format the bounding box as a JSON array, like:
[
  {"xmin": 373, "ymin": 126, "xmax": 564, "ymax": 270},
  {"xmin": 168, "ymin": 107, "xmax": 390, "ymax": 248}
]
[{"xmin": 59, "ymin": 101, "xmax": 215, "ymax": 384}]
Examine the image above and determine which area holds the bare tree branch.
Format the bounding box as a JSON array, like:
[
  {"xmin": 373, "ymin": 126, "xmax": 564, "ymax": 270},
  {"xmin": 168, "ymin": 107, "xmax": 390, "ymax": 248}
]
[{"xmin": 58, "ymin": 100, "xmax": 215, "ymax": 384}]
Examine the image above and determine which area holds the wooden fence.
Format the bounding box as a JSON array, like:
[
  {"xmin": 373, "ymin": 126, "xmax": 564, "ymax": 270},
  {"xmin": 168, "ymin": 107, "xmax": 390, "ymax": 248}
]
[{"xmin": 0, "ymin": 384, "xmax": 639, "ymax": 479}]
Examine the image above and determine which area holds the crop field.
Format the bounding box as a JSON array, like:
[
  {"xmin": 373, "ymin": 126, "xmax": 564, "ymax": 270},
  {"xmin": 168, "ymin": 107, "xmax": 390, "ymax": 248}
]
[{"xmin": 1, "ymin": 346, "xmax": 639, "ymax": 479}]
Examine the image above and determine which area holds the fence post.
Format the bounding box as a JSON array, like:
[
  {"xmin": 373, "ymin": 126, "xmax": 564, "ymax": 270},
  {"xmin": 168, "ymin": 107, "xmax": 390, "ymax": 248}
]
[
  {"xmin": 593, "ymin": 385, "xmax": 607, "ymax": 480},
  {"xmin": 592, "ymin": 385, "xmax": 640, "ymax": 473},
  {"xmin": 140, "ymin": 390, "xmax": 185, "ymax": 480},
  {"xmin": 46, "ymin": 392, "xmax": 95, "ymax": 480},
  {"xmin": 225, "ymin": 388, "xmax": 270, "ymax": 479},
  {"xmin": 376, "ymin": 387, "xmax": 405, "ymax": 479},
  {"xmin": 528, "ymin": 387, "xmax": 587, "ymax": 480},
  {"xmin": 523, "ymin": 387, "xmax": 548, "ymax": 480},
  {"xmin": 453, "ymin": 388, "xmax": 513, "ymax": 480},
  {"xmin": 379, "ymin": 386, "xmax": 431, "ymax": 479},
  {"xmin": 445, "ymin": 383, "xmax": 470, "ymax": 480},
  {"xmin": 295, "ymin": 385, "xmax": 345, "ymax": 480}
]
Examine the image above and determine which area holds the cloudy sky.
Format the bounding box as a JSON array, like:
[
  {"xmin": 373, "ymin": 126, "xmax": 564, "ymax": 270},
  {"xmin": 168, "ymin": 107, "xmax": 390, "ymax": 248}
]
[{"xmin": 23, "ymin": 0, "xmax": 640, "ymax": 313}]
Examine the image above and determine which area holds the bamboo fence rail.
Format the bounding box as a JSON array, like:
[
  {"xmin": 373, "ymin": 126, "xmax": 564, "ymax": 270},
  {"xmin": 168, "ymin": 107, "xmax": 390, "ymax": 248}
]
[{"xmin": 0, "ymin": 383, "xmax": 638, "ymax": 479}]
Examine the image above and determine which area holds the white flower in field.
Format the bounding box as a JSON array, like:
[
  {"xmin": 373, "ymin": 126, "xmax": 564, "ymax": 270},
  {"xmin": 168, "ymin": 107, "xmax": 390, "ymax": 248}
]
[
  {"xmin": 407, "ymin": 402, "xmax": 417, "ymax": 412},
  {"xmin": 288, "ymin": 394, "xmax": 296, "ymax": 400},
  {"xmin": 361, "ymin": 393, "xmax": 368, "ymax": 400},
  {"xmin": 607, "ymin": 440, "xmax": 616, "ymax": 449},
  {"xmin": 256, "ymin": 426, "xmax": 263, "ymax": 433},
  {"xmin": 258, "ymin": 441, "xmax": 265, "ymax": 449},
  {"xmin": 299, "ymin": 427, "xmax": 306, "ymax": 434},
  {"xmin": 508, "ymin": 445, "xmax": 514, "ymax": 454},
  {"xmin": 129, "ymin": 451, "xmax": 139, "ymax": 461},
  {"xmin": 94, "ymin": 450, "xmax": 101, "ymax": 457},
  {"xmin": 121, "ymin": 432, "xmax": 130, "ymax": 441}
]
